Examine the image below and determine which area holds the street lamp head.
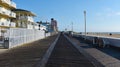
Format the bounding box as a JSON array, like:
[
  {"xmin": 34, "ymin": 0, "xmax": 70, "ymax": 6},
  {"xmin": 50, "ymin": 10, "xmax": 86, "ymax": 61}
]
[{"xmin": 84, "ymin": 10, "xmax": 86, "ymax": 14}]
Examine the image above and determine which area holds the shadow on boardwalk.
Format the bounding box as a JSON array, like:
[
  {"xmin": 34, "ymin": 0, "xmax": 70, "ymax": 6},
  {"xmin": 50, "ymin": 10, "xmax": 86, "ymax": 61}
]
[{"xmin": 0, "ymin": 35, "xmax": 57, "ymax": 67}]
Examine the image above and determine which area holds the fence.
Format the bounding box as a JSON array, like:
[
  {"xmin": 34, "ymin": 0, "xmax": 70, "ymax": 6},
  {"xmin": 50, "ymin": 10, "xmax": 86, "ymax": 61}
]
[{"xmin": 1, "ymin": 28, "xmax": 51, "ymax": 48}]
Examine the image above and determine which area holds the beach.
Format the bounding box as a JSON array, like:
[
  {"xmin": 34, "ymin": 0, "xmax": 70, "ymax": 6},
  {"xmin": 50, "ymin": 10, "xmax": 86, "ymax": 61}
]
[
  {"xmin": 85, "ymin": 32, "xmax": 120, "ymax": 38},
  {"xmin": 75, "ymin": 32, "xmax": 120, "ymax": 38}
]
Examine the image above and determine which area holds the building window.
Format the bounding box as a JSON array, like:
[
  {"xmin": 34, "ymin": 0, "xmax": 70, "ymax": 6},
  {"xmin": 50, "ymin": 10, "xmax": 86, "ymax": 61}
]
[{"xmin": 2, "ymin": 23, "xmax": 4, "ymax": 25}]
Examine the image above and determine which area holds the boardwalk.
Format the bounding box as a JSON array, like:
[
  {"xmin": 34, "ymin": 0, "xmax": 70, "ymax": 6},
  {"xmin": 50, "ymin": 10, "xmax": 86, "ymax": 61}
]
[
  {"xmin": 0, "ymin": 33, "xmax": 105, "ymax": 67},
  {"xmin": 0, "ymin": 35, "xmax": 57, "ymax": 67},
  {"xmin": 46, "ymin": 34, "xmax": 95, "ymax": 67}
]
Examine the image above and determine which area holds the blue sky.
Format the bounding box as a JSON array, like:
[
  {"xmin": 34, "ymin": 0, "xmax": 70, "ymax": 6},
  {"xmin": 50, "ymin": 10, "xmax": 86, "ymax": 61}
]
[{"xmin": 14, "ymin": 0, "xmax": 120, "ymax": 32}]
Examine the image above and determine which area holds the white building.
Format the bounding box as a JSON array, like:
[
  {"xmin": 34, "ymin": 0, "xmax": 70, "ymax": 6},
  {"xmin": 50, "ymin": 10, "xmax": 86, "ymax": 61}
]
[
  {"xmin": 0, "ymin": 0, "xmax": 16, "ymax": 28},
  {"xmin": 40, "ymin": 24, "xmax": 47, "ymax": 31},
  {"xmin": 33, "ymin": 22, "xmax": 39, "ymax": 30},
  {"xmin": 12, "ymin": 9, "xmax": 37, "ymax": 29}
]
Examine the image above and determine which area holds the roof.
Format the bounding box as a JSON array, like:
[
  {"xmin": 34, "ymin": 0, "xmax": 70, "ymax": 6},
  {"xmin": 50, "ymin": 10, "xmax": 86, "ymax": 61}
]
[{"xmin": 12, "ymin": 9, "xmax": 36, "ymax": 16}]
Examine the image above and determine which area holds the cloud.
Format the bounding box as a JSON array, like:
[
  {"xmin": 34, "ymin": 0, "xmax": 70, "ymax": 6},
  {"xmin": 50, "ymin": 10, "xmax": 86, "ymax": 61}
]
[
  {"xmin": 105, "ymin": 8, "xmax": 120, "ymax": 16},
  {"xmin": 115, "ymin": 12, "xmax": 120, "ymax": 16},
  {"xmin": 107, "ymin": 12, "xmax": 120, "ymax": 16},
  {"xmin": 96, "ymin": 8, "xmax": 120, "ymax": 17}
]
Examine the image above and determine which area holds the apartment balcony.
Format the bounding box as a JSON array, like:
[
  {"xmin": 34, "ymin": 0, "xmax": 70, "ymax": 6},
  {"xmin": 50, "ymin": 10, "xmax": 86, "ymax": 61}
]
[
  {"xmin": 10, "ymin": 22, "xmax": 16, "ymax": 27},
  {"xmin": 0, "ymin": 8, "xmax": 2, "ymax": 14},
  {"xmin": 10, "ymin": 12, "xmax": 16, "ymax": 18},
  {"xmin": 27, "ymin": 17, "xmax": 34, "ymax": 22},
  {"xmin": 0, "ymin": 21, "xmax": 16, "ymax": 27},
  {"xmin": 11, "ymin": 2, "xmax": 16, "ymax": 8},
  {"xmin": 1, "ymin": 0, "xmax": 16, "ymax": 8},
  {"xmin": 1, "ymin": 0, "xmax": 10, "ymax": 5},
  {"xmin": 19, "ymin": 16, "xmax": 34, "ymax": 22},
  {"xmin": 0, "ymin": 21, "xmax": 10, "ymax": 27},
  {"xmin": 0, "ymin": 7, "xmax": 16, "ymax": 18}
]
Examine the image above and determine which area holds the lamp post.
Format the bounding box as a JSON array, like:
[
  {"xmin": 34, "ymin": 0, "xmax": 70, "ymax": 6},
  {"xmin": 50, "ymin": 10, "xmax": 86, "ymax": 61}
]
[
  {"xmin": 84, "ymin": 10, "xmax": 86, "ymax": 40},
  {"xmin": 71, "ymin": 22, "xmax": 73, "ymax": 32}
]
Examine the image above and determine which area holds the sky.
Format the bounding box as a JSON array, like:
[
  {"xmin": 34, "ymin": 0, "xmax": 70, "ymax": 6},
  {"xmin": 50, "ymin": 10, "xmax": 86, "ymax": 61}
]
[{"xmin": 13, "ymin": 0, "xmax": 120, "ymax": 32}]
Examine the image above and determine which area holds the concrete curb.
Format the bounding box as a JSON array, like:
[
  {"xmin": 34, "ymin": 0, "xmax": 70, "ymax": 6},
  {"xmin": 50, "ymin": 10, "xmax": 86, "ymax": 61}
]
[
  {"xmin": 36, "ymin": 33, "xmax": 60, "ymax": 67},
  {"xmin": 64, "ymin": 34, "xmax": 104, "ymax": 67},
  {"xmin": 81, "ymin": 43, "xmax": 120, "ymax": 67}
]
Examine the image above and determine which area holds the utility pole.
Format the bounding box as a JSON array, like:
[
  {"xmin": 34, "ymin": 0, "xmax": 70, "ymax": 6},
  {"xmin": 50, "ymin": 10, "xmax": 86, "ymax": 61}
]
[
  {"xmin": 84, "ymin": 10, "xmax": 86, "ymax": 40},
  {"xmin": 71, "ymin": 22, "xmax": 73, "ymax": 32}
]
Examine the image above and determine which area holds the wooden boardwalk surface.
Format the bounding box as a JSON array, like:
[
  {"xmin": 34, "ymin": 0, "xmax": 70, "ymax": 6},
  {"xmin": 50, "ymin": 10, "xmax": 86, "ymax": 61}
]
[
  {"xmin": 0, "ymin": 35, "xmax": 57, "ymax": 67},
  {"xmin": 45, "ymin": 34, "xmax": 95, "ymax": 67}
]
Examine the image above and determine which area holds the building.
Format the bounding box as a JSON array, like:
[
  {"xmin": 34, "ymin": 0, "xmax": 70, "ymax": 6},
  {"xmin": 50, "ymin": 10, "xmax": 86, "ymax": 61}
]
[
  {"xmin": 34, "ymin": 22, "xmax": 39, "ymax": 30},
  {"xmin": 0, "ymin": 0, "xmax": 16, "ymax": 28},
  {"xmin": 12, "ymin": 9, "xmax": 36, "ymax": 29},
  {"xmin": 41, "ymin": 22, "xmax": 51, "ymax": 32},
  {"xmin": 37, "ymin": 21, "xmax": 51, "ymax": 32},
  {"xmin": 51, "ymin": 18, "xmax": 58, "ymax": 32},
  {"xmin": 40, "ymin": 24, "xmax": 47, "ymax": 31}
]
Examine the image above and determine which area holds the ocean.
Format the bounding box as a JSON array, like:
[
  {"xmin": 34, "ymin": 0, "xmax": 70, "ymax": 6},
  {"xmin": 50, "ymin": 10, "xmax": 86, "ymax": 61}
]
[{"xmin": 80, "ymin": 32, "xmax": 120, "ymax": 34}]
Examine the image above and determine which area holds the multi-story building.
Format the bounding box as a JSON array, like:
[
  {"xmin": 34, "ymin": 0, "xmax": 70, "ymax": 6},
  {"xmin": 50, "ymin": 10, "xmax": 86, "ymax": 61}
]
[
  {"xmin": 12, "ymin": 9, "xmax": 36, "ymax": 29},
  {"xmin": 51, "ymin": 18, "xmax": 58, "ymax": 32},
  {"xmin": 0, "ymin": 0, "xmax": 16, "ymax": 28}
]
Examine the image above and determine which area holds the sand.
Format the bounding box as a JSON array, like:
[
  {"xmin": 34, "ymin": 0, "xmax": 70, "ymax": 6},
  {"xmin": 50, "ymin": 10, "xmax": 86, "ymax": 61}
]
[{"xmin": 86, "ymin": 33, "xmax": 120, "ymax": 38}]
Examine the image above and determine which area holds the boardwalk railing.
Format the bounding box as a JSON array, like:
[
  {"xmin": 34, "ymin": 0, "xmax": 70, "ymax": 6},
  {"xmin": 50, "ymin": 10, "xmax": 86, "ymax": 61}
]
[{"xmin": 73, "ymin": 34, "xmax": 120, "ymax": 48}]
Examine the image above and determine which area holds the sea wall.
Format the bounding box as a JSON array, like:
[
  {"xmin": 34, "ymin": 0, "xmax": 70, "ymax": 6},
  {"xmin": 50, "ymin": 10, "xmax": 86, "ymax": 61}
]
[{"xmin": 74, "ymin": 34, "xmax": 120, "ymax": 47}]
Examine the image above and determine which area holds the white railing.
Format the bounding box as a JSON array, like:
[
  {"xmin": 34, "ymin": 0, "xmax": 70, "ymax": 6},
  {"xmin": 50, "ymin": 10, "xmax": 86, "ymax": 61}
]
[
  {"xmin": 1, "ymin": 0, "xmax": 10, "ymax": 5},
  {"xmin": 0, "ymin": 7, "xmax": 2, "ymax": 13},
  {"xmin": 0, "ymin": 21, "xmax": 10, "ymax": 27},
  {"xmin": 19, "ymin": 16, "xmax": 34, "ymax": 22},
  {"xmin": 0, "ymin": 21, "xmax": 16, "ymax": 27},
  {"xmin": 3, "ymin": 9, "xmax": 11, "ymax": 16},
  {"xmin": 10, "ymin": 12, "xmax": 16, "ymax": 18},
  {"xmin": 3, "ymin": 28, "xmax": 51, "ymax": 48},
  {"xmin": 0, "ymin": 7, "xmax": 16, "ymax": 18},
  {"xmin": 27, "ymin": 16, "xmax": 34, "ymax": 22},
  {"xmin": 1, "ymin": 0, "xmax": 16, "ymax": 8},
  {"xmin": 11, "ymin": 1, "xmax": 16, "ymax": 8},
  {"xmin": 77, "ymin": 34, "xmax": 120, "ymax": 48},
  {"xmin": 10, "ymin": 22, "xmax": 16, "ymax": 27}
]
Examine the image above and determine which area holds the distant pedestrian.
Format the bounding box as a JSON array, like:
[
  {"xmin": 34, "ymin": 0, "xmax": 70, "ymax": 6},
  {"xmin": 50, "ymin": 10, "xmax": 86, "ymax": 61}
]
[{"xmin": 109, "ymin": 33, "xmax": 112, "ymax": 36}]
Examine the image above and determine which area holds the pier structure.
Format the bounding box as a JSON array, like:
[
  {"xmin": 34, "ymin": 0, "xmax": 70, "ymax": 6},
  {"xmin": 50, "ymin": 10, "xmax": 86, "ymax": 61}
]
[{"xmin": 0, "ymin": 32, "xmax": 120, "ymax": 67}]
